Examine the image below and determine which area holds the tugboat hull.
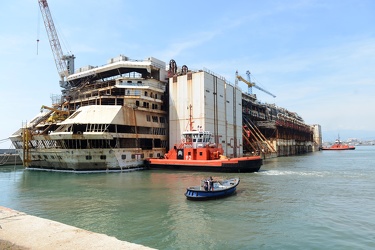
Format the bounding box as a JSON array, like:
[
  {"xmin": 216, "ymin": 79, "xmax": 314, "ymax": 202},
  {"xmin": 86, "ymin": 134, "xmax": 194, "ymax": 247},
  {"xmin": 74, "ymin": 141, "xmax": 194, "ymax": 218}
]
[{"xmin": 146, "ymin": 156, "xmax": 262, "ymax": 173}]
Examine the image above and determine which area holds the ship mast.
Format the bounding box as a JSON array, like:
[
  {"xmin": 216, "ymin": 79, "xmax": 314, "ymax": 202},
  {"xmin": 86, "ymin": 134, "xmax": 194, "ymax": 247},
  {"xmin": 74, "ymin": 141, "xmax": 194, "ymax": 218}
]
[
  {"xmin": 38, "ymin": 0, "xmax": 75, "ymax": 89},
  {"xmin": 188, "ymin": 104, "xmax": 194, "ymax": 131}
]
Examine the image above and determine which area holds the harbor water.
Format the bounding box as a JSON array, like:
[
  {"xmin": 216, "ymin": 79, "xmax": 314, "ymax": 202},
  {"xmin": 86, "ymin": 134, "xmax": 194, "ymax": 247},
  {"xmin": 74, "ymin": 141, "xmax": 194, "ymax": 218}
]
[{"xmin": 1, "ymin": 146, "xmax": 375, "ymax": 249}]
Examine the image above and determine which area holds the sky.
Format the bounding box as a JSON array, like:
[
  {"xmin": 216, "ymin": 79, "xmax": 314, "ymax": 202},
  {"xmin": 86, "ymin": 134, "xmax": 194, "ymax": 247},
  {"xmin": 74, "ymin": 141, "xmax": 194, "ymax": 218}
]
[{"xmin": 1, "ymin": 0, "xmax": 375, "ymax": 149}]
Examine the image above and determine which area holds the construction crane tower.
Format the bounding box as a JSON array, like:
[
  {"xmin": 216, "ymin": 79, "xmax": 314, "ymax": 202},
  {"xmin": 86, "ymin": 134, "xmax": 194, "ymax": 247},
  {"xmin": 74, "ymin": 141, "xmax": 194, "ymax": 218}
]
[
  {"xmin": 246, "ymin": 70, "xmax": 253, "ymax": 95},
  {"xmin": 236, "ymin": 70, "xmax": 276, "ymax": 98},
  {"xmin": 38, "ymin": 0, "xmax": 75, "ymax": 89}
]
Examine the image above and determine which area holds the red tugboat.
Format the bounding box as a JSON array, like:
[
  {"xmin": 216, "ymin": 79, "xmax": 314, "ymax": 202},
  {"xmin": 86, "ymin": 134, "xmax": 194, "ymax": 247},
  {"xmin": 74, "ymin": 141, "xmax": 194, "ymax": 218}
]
[
  {"xmin": 321, "ymin": 136, "xmax": 355, "ymax": 150},
  {"xmin": 145, "ymin": 112, "xmax": 262, "ymax": 173}
]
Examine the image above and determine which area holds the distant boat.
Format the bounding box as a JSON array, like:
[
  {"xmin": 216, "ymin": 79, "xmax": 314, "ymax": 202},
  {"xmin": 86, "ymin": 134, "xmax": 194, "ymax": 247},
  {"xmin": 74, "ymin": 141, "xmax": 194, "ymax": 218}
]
[
  {"xmin": 321, "ymin": 136, "xmax": 355, "ymax": 150},
  {"xmin": 185, "ymin": 177, "xmax": 240, "ymax": 200}
]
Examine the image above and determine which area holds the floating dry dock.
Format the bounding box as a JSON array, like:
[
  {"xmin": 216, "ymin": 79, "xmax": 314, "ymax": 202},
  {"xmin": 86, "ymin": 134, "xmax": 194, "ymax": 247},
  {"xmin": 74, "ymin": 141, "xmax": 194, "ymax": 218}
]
[{"xmin": 0, "ymin": 206, "xmax": 155, "ymax": 250}]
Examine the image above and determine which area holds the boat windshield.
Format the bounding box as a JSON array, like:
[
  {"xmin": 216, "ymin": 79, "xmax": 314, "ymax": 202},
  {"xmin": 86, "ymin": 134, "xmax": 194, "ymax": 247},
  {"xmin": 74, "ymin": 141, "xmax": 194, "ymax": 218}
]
[{"xmin": 183, "ymin": 131, "xmax": 212, "ymax": 147}]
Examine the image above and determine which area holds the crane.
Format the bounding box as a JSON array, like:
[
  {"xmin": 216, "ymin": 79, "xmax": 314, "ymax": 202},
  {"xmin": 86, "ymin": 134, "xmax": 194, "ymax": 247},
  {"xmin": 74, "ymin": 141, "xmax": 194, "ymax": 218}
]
[
  {"xmin": 236, "ymin": 70, "xmax": 276, "ymax": 98},
  {"xmin": 40, "ymin": 105, "xmax": 69, "ymax": 115},
  {"xmin": 38, "ymin": 0, "xmax": 75, "ymax": 89},
  {"xmin": 40, "ymin": 105, "xmax": 70, "ymax": 123}
]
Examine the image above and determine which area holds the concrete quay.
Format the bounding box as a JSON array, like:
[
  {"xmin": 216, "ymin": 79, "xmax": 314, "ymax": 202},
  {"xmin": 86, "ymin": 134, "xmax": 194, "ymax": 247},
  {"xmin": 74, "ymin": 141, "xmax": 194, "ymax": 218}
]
[{"xmin": 0, "ymin": 206, "xmax": 155, "ymax": 250}]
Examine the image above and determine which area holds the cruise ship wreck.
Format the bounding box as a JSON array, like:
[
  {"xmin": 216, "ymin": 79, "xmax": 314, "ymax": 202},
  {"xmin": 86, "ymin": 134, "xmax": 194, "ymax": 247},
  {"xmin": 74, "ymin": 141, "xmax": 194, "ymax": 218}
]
[
  {"xmin": 9, "ymin": 0, "xmax": 322, "ymax": 171},
  {"xmin": 9, "ymin": 56, "xmax": 322, "ymax": 171},
  {"xmin": 10, "ymin": 56, "xmax": 169, "ymax": 171}
]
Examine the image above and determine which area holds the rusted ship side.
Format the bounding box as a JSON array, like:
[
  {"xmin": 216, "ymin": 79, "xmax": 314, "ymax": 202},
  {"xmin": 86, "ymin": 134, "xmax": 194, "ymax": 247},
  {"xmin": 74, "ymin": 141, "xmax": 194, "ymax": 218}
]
[{"xmin": 242, "ymin": 94, "xmax": 319, "ymax": 158}]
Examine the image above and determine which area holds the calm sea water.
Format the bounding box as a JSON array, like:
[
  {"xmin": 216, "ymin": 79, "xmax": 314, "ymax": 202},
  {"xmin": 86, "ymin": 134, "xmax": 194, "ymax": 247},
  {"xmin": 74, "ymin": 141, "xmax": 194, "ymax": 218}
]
[{"xmin": 1, "ymin": 146, "xmax": 375, "ymax": 249}]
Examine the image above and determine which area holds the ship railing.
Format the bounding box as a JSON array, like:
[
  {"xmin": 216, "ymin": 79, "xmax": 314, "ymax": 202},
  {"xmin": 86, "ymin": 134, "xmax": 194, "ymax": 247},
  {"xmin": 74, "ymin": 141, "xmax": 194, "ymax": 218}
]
[
  {"xmin": 118, "ymin": 81, "xmax": 166, "ymax": 91},
  {"xmin": 202, "ymin": 68, "xmax": 236, "ymax": 89}
]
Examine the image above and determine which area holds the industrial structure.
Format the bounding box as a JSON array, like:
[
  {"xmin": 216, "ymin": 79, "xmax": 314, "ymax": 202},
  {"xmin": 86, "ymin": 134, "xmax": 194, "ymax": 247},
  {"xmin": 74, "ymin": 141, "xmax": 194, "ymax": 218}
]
[
  {"xmin": 8, "ymin": 0, "xmax": 322, "ymax": 171},
  {"xmin": 168, "ymin": 63, "xmax": 321, "ymax": 159}
]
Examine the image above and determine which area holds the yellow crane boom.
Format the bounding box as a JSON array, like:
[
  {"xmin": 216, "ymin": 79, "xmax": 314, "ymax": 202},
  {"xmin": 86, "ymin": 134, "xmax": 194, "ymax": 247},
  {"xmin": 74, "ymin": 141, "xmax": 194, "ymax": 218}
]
[
  {"xmin": 236, "ymin": 71, "xmax": 276, "ymax": 98},
  {"xmin": 40, "ymin": 105, "xmax": 69, "ymax": 115}
]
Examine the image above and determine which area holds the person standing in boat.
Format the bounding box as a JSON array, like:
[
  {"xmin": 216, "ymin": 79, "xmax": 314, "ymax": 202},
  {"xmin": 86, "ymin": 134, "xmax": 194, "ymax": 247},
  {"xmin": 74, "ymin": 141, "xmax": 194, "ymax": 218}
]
[
  {"xmin": 203, "ymin": 179, "xmax": 209, "ymax": 191},
  {"xmin": 209, "ymin": 176, "xmax": 214, "ymax": 191}
]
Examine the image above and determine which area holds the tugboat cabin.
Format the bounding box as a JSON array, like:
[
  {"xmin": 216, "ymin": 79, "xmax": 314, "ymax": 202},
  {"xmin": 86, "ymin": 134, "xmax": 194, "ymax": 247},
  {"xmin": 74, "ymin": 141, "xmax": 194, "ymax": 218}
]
[{"xmin": 171, "ymin": 129, "xmax": 223, "ymax": 161}]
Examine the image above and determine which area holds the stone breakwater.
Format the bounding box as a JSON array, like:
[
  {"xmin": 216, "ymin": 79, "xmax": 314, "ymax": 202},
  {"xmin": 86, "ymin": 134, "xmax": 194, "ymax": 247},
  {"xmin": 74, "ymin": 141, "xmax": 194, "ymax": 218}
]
[{"xmin": 0, "ymin": 206, "xmax": 155, "ymax": 250}]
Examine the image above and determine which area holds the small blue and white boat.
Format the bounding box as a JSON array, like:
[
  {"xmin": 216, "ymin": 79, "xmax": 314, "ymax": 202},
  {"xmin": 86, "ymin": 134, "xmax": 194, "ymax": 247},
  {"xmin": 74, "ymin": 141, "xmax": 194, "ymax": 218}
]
[{"xmin": 185, "ymin": 177, "xmax": 240, "ymax": 200}]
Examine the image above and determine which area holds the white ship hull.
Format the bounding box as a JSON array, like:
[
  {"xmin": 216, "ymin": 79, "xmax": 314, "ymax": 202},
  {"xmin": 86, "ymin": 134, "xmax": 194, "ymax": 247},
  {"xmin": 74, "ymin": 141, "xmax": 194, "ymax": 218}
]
[{"xmin": 15, "ymin": 148, "xmax": 165, "ymax": 171}]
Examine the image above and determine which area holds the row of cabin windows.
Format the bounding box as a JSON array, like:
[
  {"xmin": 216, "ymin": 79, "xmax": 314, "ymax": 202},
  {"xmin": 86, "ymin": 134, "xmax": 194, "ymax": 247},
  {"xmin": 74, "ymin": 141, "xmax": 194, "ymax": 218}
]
[
  {"xmin": 33, "ymin": 155, "xmax": 63, "ymax": 160},
  {"xmin": 141, "ymin": 102, "xmax": 158, "ymax": 110},
  {"xmin": 125, "ymin": 89, "xmax": 161, "ymax": 100},
  {"xmin": 86, "ymin": 153, "xmax": 162, "ymax": 160},
  {"xmin": 32, "ymin": 155, "xmax": 108, "ymax": 160},
  {"xmin": 79, "ymin": 89, "xmax": 162, "ymax": 101},
  {"xmin": 146, "ymin": 115, "xmax": 166, "ymax": 123},
  {"xmin": 135, "ymin": 101, "xmax": 160, "ymax": 110},
  {"xmin": 119, "ymin": 80, "xmax": 159, "ymax": 96},
  {"xmin": 32, "ymin": 153, "xmax": 162, "ymax": 160},
  {"xmin": 144, "ymin": 91, "xmax": 159, "ymax": 99},
  {"xmin": 85, "ymin": 154, "xmax": 141, "ymax": 160}
]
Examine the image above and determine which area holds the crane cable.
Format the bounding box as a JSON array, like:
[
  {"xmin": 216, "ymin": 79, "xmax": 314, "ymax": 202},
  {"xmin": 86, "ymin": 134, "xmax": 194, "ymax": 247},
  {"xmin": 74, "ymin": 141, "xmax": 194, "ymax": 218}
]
[
  {"xmin": 36, "ymin": 2, "xmax": 72, "ymax": 57},
  {"xmin": 249, "ymin": 73, "xmax": 267, "ymax": 91},
  {"xmin": 0, "ymin": 142, "xmax": 16, "ymax": 166},
  {"xmin": 36, "ymin": 3, "xmax": 41, "ymax": 55}
]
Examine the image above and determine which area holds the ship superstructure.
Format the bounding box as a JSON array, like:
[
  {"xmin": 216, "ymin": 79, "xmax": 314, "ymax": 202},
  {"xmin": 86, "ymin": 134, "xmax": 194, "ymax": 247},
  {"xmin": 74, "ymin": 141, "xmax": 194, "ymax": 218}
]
[{"xmin": 10, "ymin": 56, "xmax": 169, "ymax": 171}]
